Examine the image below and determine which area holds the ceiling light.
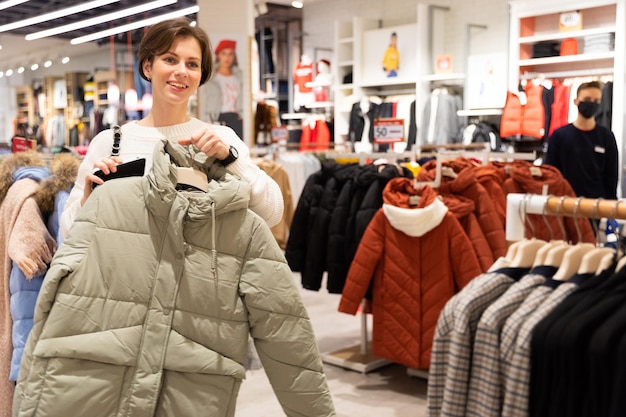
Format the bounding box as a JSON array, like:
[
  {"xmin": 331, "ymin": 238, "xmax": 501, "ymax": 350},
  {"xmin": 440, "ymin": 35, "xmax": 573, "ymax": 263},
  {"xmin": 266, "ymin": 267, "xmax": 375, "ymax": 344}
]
[
  {"xmin": 17, "ymin": 66, "xmax": 24, "ymax": 73},
  {"xmin": 44, "ymin": 60, "xmax": 52, "ymax": 67},
  {"xmin": 25, "ymin": 0, "xmax": 177, "ymax": 41},
  {"xmin": 5, "ymin": 69, "xmax": 13, "ymax": 76},
  {"xmin": 61, "ymin": 56, "xmax": 70, "ymax": 64},
  {"xmin": 30, "ymin": 63, "xmax": 38, "ymax": 70},
  {"xmin": 0, "ymin": 71, "xmax": 3, "ymax": 78},
  {"xmin": 0, "ymin": 0, "xmax": 119, "ymax": 33},
  {"xmin": 70, "ymin": 5, "xmax": 200, "ymax": 45},
  {"xmin": 0, "ymin": 0, "xmax": 28, "ymax": 12},
  {"xmin": 292, "ymin": 1, "xmax": 303, "ymax": 8}
]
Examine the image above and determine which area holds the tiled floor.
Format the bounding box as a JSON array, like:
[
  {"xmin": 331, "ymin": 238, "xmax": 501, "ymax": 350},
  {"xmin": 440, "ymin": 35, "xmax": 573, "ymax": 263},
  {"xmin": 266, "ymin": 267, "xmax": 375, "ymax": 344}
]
[{"xmin": 236, "ymin": 274, "xmax": 428, "ymax": 417}]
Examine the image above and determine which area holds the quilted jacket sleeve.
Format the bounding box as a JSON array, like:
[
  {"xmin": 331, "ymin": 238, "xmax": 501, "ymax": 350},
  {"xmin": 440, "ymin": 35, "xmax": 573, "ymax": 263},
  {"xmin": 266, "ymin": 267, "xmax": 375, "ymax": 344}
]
[
  {"xmin": 13, "ymin": 194, "xmax": 100, "ymax": 415},
  {"xmin": 338, "ymin": 210, "xmax": 385, "ymax": 314},
  {"xmin": 240, "ymin": 220, "xmax": 336, "ymax": 417}
]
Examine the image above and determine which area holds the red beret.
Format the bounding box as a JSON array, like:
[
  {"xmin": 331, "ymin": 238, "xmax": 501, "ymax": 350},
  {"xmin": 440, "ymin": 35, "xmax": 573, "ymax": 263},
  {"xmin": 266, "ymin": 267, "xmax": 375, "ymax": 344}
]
[{"xmin": 215, "ymin": 39, "xmax": 237, "ymax": 54}]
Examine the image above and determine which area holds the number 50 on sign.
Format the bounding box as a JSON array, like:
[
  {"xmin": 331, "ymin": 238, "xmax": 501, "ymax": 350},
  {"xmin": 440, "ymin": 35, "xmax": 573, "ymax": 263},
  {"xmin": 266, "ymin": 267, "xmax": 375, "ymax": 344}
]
[{"xmin": 374, "ymin": 118, "xmax": 405, "ymax": 144}]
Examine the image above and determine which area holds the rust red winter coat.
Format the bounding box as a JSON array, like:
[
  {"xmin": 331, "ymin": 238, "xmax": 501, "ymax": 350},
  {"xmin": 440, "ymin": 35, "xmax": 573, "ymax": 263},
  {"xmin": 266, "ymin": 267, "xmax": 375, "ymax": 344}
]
[
  {"xmin": 338, "ymin": 180, "xmax": 482, "ymax": 369},
  {"xmin": 418, "ymin": 159, "xmax": 507, "ymax": 259},
  {"xmin": 502, "ymin": 162, "xmax": 595, "ymax": 244}
]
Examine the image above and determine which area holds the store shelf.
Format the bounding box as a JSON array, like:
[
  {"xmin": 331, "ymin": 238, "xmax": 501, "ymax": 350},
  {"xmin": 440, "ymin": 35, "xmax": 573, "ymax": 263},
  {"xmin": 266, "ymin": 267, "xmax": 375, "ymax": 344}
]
[
  {"xmin": 305, "ymin": 101, "xmax": 334, "ymax": 109},
  {"xmin": 519, "ymin": 51, "xmax": 614, "ymax": 66},
  {"xmin": 519, "ymin": 26, "xmax": 616, "ymax": 44},
  {"xmin": 338, "ymin": 60, "xmax": 355, "ymax": 67},
  {"xmin": 422, "ymin": 72, "xmax": 466, "ymax": 82},
  {"xmin": 339, "ymin": 37, "xmax": 354, "ymax": 44},
  {"xmin": 457, "ymin": 108, "xmax": 503, "ymax": 117}
]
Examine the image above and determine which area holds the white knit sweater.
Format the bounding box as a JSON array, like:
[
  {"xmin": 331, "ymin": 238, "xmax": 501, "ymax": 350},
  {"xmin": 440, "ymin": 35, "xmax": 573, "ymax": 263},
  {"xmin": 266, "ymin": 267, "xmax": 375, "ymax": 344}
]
[{"xmin": 60, "ymin": 118, "xmax": 283, "ymax": 237}]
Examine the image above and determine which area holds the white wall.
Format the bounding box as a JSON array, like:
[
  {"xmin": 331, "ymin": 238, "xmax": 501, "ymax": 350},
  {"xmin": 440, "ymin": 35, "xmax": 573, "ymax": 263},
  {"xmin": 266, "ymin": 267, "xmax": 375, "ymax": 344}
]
[{"xmin": 302, "ymin": 0, "xmax": 509, "ymax": 76}]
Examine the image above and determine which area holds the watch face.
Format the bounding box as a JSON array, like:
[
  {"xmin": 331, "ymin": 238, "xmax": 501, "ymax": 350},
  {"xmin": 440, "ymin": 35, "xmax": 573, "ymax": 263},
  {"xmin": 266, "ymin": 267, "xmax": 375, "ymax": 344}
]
[{"xmin": 230, "ymin": 146, "xmax": 239, "ymax": 158}]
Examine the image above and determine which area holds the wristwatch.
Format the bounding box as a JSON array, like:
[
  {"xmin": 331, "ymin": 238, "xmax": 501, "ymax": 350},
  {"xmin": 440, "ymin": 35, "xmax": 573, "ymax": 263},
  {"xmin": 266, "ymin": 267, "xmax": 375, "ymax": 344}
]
[{"xmin": 218, "ymin": 145, "xmax": 239, "ymax": 167}]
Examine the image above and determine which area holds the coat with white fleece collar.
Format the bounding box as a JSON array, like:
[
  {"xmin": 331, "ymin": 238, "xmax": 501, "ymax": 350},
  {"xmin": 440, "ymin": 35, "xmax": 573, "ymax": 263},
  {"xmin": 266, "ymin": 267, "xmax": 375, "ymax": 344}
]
[{"xmin": 338, "ymin": 178, "xmax": 482, "ymax": 369}]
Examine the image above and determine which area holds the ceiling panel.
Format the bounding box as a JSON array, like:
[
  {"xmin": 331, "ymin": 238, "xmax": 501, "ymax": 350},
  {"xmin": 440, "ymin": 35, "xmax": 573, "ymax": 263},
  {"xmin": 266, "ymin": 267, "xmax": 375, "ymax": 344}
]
[{"xmin": 0, "ymin": 0, "xmax": 198, "ymax": 44}]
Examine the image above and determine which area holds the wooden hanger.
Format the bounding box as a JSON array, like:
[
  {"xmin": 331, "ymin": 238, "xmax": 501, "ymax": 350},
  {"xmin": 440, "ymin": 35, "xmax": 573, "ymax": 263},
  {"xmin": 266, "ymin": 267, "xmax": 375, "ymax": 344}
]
[
  {"xmin": 534, "ymin": 240, "xmax": 568, "ymax": 267},
  {"xmin": 578, "ymin": 247, "xmax": 616, "ymax": 275},
  {"xmin": 596, "ymin": 251, "xmax": 617, "ymax": 275},
  {"xmin": 552, "ymin": 243, "xmax": 596, "ymax": 280},
  {"xmin": 510, "ymin": 238, "xmax": 548, "ymax": 268},
  {"xmin": 176, "ymin": 167, "xmax": 209, "ymax": 192}
]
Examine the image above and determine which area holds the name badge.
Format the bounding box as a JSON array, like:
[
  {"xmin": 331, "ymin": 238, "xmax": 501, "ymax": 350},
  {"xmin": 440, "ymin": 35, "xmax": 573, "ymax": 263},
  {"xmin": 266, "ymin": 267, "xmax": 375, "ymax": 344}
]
[{"xmin": 594, "ymin": 146, "xmax": 606, "ymax": 154}]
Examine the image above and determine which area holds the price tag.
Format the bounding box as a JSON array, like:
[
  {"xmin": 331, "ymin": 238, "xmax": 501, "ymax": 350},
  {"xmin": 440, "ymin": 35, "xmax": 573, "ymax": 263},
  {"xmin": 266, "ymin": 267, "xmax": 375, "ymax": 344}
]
[
  {"xmin": 271, "ymin": 126, "xmax": 289, "ymax": 143},
  {"xmin": 374, "ymin": 118, "xmax": 404, "ymax": 144}
]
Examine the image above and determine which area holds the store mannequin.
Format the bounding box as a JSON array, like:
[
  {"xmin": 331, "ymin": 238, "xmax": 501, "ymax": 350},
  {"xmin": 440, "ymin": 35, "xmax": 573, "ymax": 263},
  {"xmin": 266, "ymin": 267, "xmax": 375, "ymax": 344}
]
[
  {"xmin": 313, "ymin": 59, "xmax": 332, "ymax": 102},
  {"xmin": 354, "ymin": 97, "xmax": 373, "ymax": 153},
  {"xmin": 293, "ymin": 54, "xmax": 315, "ymax": 111}
]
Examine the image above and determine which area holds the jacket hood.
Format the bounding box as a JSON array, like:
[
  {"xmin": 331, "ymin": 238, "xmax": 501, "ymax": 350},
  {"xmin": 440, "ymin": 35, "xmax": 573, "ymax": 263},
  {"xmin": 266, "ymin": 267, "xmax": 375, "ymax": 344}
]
[
  {"xmin": 145, "ymin": 139, "xmax": 251, "ymax": 221},
  {"xmin": 440, "ymin": 193, "xmax": 475, "ymax": 218},
  {"xmin": 382, "ymin": 178, "xmax": 448, "ymax": 237},
  {"xmin": 509, "ymin": 163, "xmax": 564, "ymax": 194},
  {"xmin": 418, "ymin": 160, "xmax": 480, "ymax": 195},
  {"xmin": 474, "ymin": 163, "xmax": 506, "ymax": 185},
  {"xmin": 34, "ymin": 153, "xmax": 81, "ymax": 215},
  {"xmin": 355, "ymin": 163, "xmax": 404, "ymax": 187}
]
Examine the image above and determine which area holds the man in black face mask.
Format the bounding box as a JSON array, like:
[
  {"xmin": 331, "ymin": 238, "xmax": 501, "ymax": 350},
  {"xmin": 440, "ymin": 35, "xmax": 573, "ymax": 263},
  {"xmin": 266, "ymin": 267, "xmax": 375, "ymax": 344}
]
[{"xmin": 545, "ymin": 80, "xmax": 618, "ymax": 200}]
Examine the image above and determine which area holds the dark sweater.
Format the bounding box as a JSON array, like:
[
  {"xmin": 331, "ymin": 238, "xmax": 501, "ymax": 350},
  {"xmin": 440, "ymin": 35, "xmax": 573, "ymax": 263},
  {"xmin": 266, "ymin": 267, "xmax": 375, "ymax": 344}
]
[{"xmin": 544, "ymin": 123, "xmax": 618, "ymax": 199}]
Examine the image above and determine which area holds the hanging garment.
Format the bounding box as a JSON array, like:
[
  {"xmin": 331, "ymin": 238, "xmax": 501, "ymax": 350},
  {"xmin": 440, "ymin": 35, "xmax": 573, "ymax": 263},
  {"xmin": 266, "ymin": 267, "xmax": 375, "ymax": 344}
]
[
  {"xmin": 465, "ymin": 267, "xmax": 557, "ymax": 417},
  {"xmin": 421, "ymin": 88, "xmax": 463, "ymax": 145},
  {"xmin": 417, "ymin": 160, "xmax": 507, "ymax": 259},
  {"xmin": 339, "ymin": 181, "xmax": 482, "ymax": 369},
  {"xmin": 254, "ymin": 159, "xmax": 294, "ymax": 249},
  {"xmin": 299, "ymin": 117, "xmax": 330, "ymax": 151},
  {"xmin": 502, "ymin": 162, "xmax": 595, "ymax": 243},
  {"xmin": 441, "ymin": 193, "xmax": 494, "ymax": 272},
  {"xmin": 13, "ymin": 140, "xmax": 335, "ymax": 417},
  {"xmin": 500, "ymin": 82, "xmax": 546, "ymax": 140},
  {"xmin": 426, "ymin": 265, "xmax": 531, "ymax": 417}
]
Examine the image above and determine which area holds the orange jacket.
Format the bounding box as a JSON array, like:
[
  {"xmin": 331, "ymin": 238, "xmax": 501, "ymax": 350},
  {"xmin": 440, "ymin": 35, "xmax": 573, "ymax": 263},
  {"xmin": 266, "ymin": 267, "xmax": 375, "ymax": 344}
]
[
  {"xmin": 418, "ymin": 159, "xmax": 507, "ymax": 259},
  {"xmin": 502, "ymin": 162, "xmax": 595, "ymax": 244},
  {"xmin": 339, "ymin": 181, "xmax": 482, "ymax": 369},
  {"xmin": 500, "ymin": 82, "xmax": 545, "ymax": 139}
]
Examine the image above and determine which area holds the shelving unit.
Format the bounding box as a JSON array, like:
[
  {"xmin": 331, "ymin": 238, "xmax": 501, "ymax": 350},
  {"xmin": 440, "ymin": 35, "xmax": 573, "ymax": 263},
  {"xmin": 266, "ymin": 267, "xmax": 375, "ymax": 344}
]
[
  {"xmin": 15, "ymin": 85, "xmax": 35, "ymax": 127},
  {"xmin": 333, "ymin": 17, "xmax": 378, "ymax": 146},
  {"xmin": 508, "ymin": 0, "xmax": 625, "ymax": 194}
]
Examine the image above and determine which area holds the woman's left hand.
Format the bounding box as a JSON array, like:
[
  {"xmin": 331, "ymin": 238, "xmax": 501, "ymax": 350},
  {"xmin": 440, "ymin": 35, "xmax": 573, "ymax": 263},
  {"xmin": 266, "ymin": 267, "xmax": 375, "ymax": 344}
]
[{"xmin": 178, "ymin": 126, "xmax": 230, "ymax": 160}]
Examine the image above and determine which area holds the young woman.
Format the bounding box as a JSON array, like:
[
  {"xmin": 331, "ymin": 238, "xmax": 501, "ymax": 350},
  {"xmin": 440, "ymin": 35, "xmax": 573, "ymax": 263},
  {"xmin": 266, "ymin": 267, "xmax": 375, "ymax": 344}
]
[{"xmin": 60, "ymin": 19, "xmax": 283, "ymax": 237}]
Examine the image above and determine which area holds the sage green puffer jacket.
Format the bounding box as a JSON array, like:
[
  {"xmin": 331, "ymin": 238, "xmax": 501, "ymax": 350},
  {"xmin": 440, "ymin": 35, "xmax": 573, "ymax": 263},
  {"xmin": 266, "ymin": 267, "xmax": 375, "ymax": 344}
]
[{"xmin": 13, "ymin": 140, "xmax": 335, "ymax": 417}]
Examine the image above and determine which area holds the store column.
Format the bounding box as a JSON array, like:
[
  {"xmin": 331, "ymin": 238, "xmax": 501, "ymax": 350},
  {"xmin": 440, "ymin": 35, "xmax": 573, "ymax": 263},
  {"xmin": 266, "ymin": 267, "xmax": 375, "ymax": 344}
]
[{"xmin": 197, "ymin": 0, "xmax": 254, "ymax": 145}]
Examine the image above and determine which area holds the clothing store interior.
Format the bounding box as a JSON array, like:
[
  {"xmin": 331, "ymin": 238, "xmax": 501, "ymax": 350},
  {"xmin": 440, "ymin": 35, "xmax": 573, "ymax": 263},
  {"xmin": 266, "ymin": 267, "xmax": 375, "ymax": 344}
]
[{"xmin": 1, "ymin": 0, "xmax": 626, "ymax": 416}]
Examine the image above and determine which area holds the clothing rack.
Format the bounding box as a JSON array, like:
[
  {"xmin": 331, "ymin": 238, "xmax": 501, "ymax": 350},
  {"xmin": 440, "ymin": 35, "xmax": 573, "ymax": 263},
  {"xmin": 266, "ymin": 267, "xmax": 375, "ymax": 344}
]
[
  {"xmin": 519, "ymin": 68, "xmax": 614, "ymax": 80},
  {"xmin": 322, "ymin": 146, "xmax": 509, "ymax": 374},
  {"xmin": 506, "ymin": 193, "xmax": 626, "ymax": 241}
]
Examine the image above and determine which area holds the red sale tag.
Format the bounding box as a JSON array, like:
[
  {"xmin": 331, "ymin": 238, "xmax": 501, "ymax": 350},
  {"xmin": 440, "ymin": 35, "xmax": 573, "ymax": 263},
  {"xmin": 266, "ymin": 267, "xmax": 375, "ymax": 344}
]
[{"xmin": 374, "ymin": 118, "xmax": 404, "ymax": 144}]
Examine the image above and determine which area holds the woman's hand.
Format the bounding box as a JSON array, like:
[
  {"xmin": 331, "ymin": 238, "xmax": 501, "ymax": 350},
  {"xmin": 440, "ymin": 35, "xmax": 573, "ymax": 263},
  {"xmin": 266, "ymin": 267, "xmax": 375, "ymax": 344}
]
[
  {"xmin": 81, "ymin": 156, "xmax": 124, "ymax": 205},
  {"xmin": 178, "ymin": 126, "xmax": 230, "ymax": 160}
]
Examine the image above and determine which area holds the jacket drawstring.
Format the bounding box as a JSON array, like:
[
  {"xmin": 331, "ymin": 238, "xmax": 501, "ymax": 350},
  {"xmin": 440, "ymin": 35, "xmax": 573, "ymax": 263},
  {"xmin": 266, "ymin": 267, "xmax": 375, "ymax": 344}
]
[{"xmin": 211, "ymin": 201, "xmax": 220, "ymax": 324}]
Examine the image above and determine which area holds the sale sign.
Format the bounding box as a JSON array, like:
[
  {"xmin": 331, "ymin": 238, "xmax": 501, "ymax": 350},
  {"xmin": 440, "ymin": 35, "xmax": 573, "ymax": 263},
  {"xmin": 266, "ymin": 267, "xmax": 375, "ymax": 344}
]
[{"xmin": 374, "ymin": 118, "xmax": 404, "ymax": 144}]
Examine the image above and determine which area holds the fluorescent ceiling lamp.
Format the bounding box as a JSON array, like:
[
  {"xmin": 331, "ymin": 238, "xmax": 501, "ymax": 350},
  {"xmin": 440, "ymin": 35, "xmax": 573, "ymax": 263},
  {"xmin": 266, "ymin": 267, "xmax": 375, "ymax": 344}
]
[
  {"xmin": 44, "ymin": 60, "xmax": 52, "ymax": 67},
  {"xmin": 17, "ymin": 66, "xmax": 24, "ymax": 73},
  {"xmin": 292, "ymin": 1, "xmax": 303, "ymax": 8},
  {"xmin": 26, "ymin": 0, "xmax": 177, "ymax": 41},
  {"xmin": 71, "ymin": 5, "xmax": 199, "ymax": 45},
  {"xmin": 0, "ymin": 0, "xmax": 29, "ymax": 12},
  {"xmin": 61, "ymin": 56, "xmax": 70, "ymax": 64},
  {"xmin": 5, "ymin": 69, "xmax": 13, "ymax": 76},
  {"xmin": 0, "ymin": 0, "xmax": 120, "ymax": 33},
  {"xmin": 30, "ymin": 63, "xmax": 38, "ymax": 70}
]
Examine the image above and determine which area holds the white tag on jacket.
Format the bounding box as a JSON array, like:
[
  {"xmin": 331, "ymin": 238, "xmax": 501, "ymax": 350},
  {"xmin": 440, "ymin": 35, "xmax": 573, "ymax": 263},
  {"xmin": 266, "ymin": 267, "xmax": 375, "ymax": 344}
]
[{"xmin": 594, "ymin": 146, "xmax": 606, "ymax": 154}]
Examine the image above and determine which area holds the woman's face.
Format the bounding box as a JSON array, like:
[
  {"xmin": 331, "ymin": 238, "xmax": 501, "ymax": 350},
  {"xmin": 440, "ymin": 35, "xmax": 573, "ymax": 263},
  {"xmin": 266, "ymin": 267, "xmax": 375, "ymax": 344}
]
[
  {"xmin": 217, "ymin": 48, "xmax": 235, "ymax": 69},
  {"xmin": 143, "ymin": 36, "xmax": 203, "ymax": 108}
]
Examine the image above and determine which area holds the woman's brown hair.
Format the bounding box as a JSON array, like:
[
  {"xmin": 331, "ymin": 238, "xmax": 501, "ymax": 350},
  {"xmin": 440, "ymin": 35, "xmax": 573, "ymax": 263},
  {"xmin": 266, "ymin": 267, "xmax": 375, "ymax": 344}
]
[{"xmin": 137, "ymin": 18, "xmax": 213, "ymax": 85}]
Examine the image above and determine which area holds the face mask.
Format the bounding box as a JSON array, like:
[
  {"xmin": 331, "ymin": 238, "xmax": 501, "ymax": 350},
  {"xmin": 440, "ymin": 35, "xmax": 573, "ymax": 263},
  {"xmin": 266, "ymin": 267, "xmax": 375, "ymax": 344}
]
[{"xmin": 578, "ymin": 101, "xmax": 600, "ymax": 119}]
